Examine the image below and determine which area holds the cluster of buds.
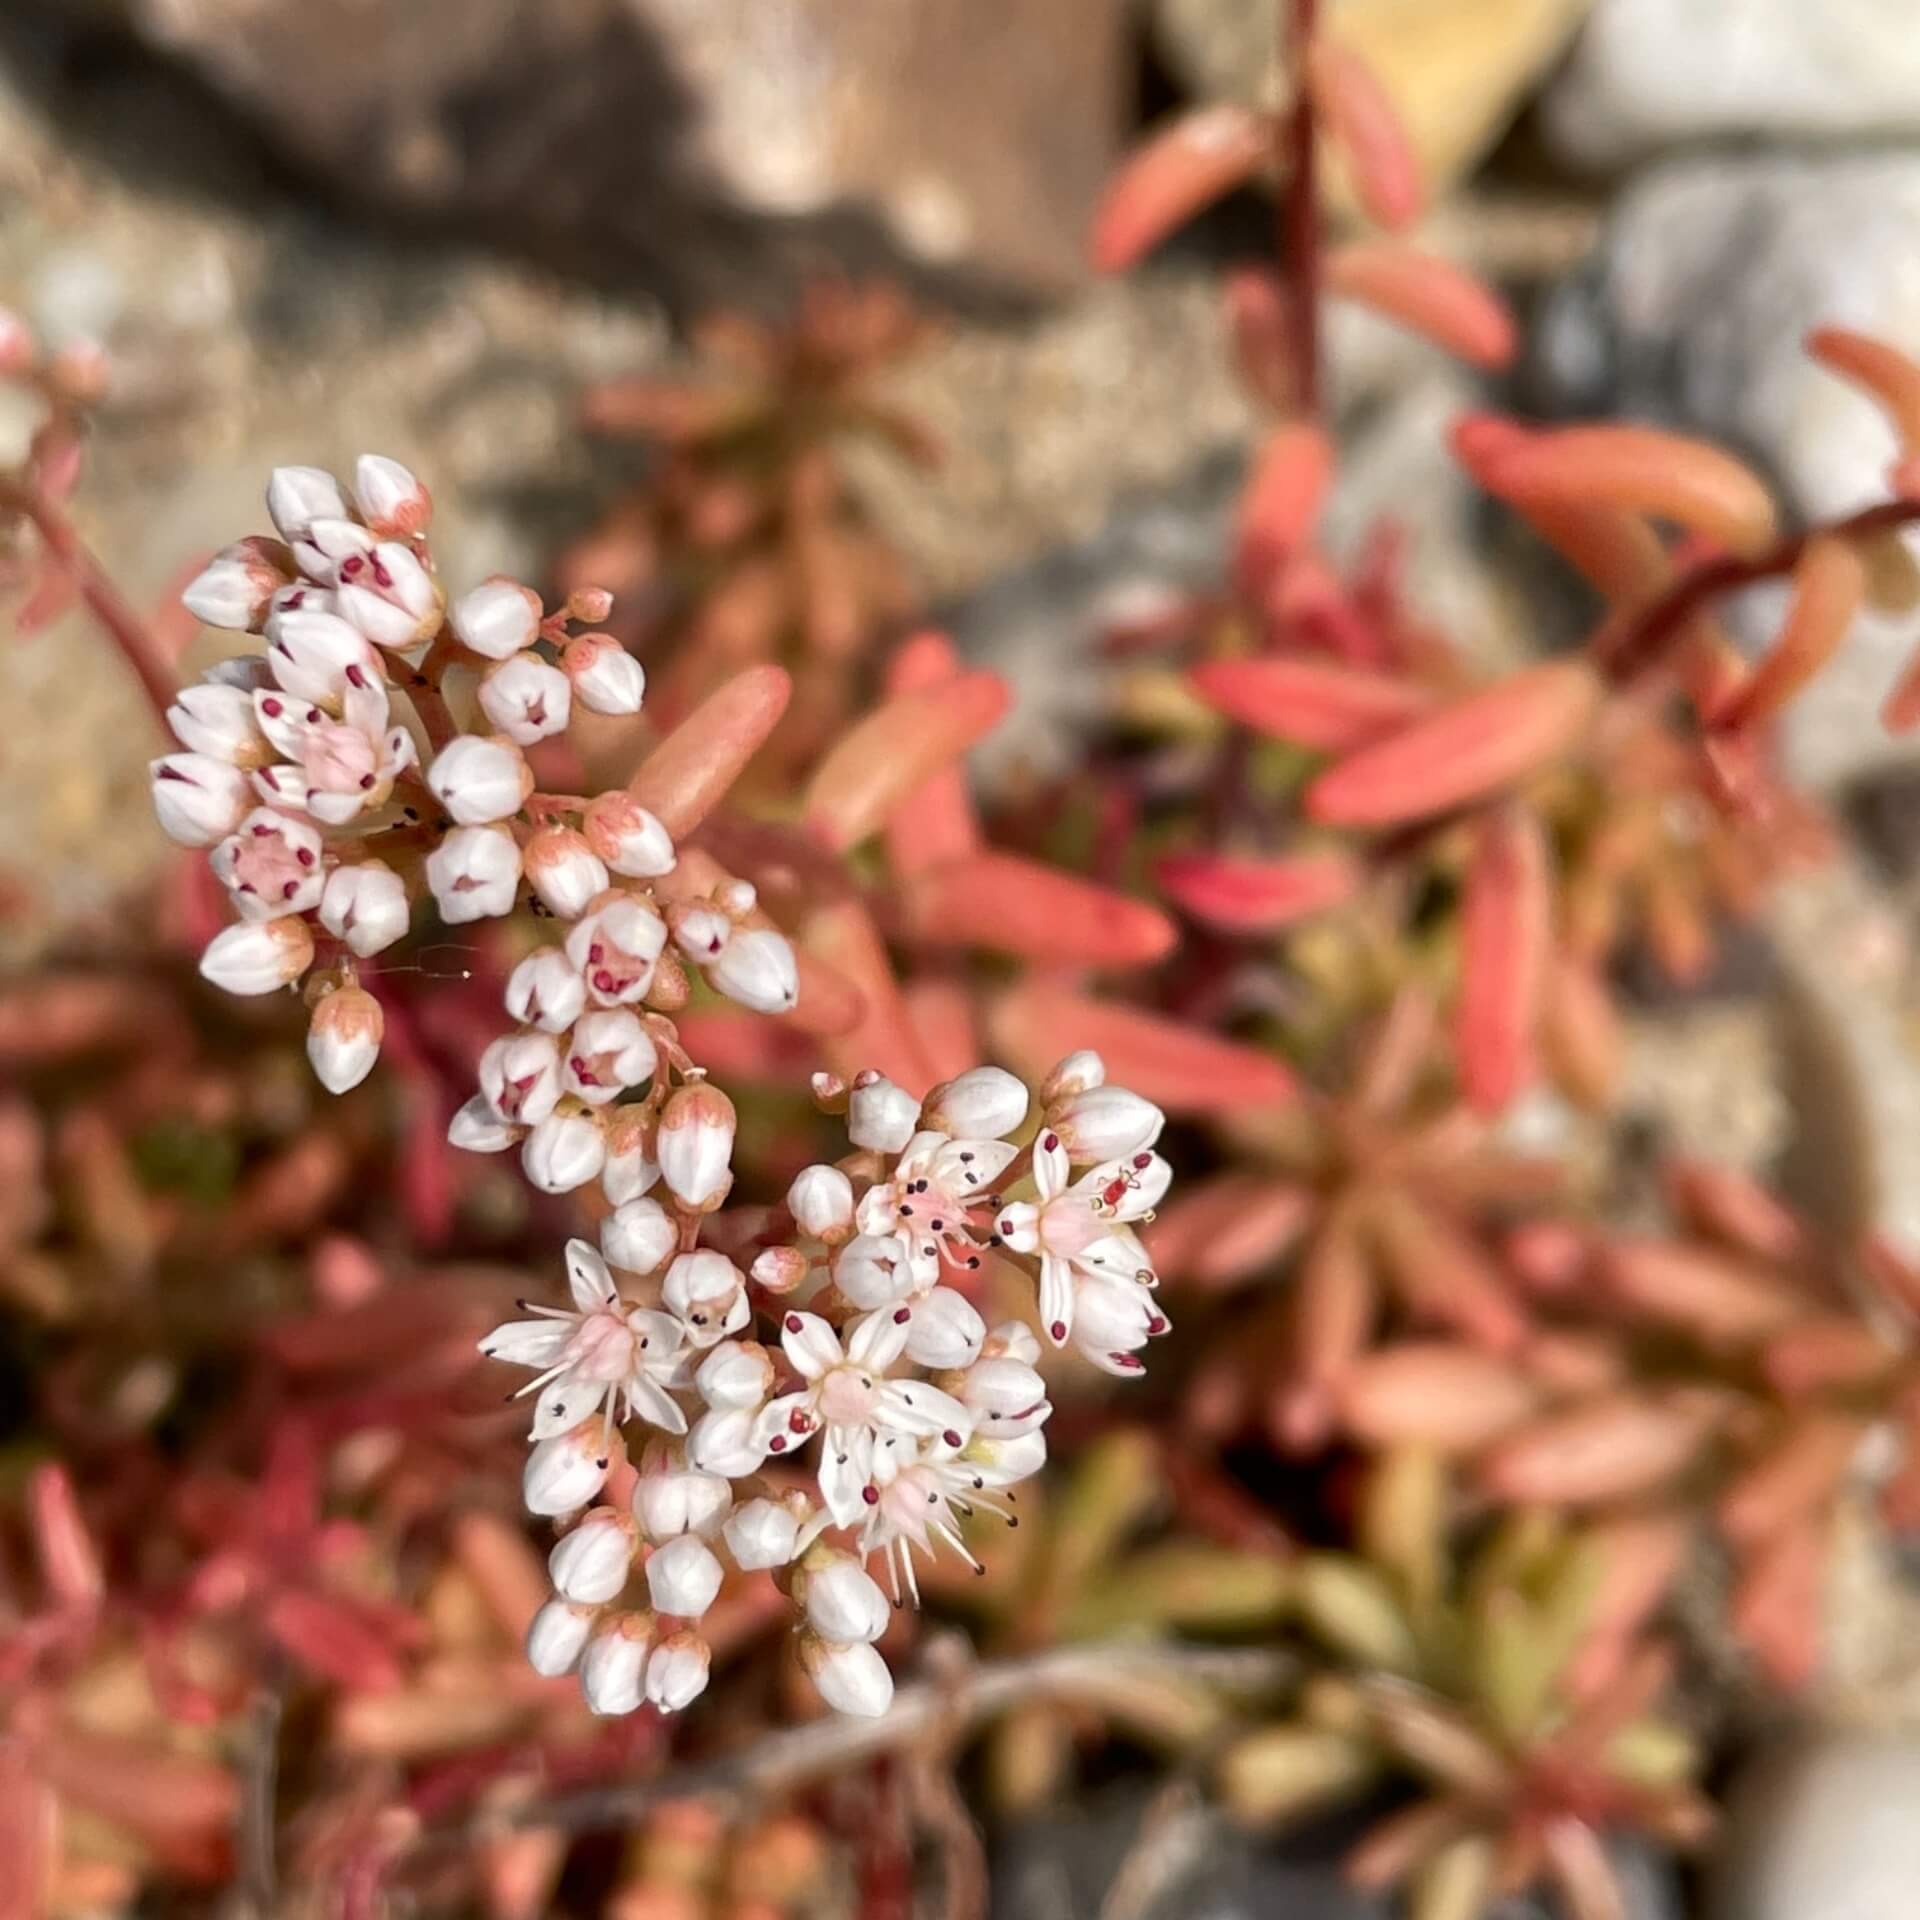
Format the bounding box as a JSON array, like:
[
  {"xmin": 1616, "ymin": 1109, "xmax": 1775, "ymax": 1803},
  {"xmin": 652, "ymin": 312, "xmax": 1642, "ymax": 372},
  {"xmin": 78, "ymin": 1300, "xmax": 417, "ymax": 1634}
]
[{"xmin": 481, "ymin": 1052, "xmax": 1175, "ymax": 1718}]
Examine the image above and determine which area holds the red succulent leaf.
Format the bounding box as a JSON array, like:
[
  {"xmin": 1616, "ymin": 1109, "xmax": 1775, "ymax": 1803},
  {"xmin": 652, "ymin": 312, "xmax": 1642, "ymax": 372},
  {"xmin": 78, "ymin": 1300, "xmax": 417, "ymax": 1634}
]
[
  {"xmin": 1188, "ymin": 655, "xmax": 1435, "ymax": 751},
  {"xmin": 1455, "ymin": 803, "xmax": 1550, "ymax": 1115},
  {"xmin": 1088, "ymin": 105, "xmax": 1272, "ymax": 272},
  {"xmin": 1307, "ymin": 38, "xmax": 1424, "ymax": 231},
  {"xmin": 1233, "ymin": 423, "xmax": 1336, "ymax": 602},
  {"xmin": 1156, "ymin": 848, "xmax": 1361, "ymax": 933},
  {"xmin": 902, "ymin": 851, "xmax": 1176, "ymax": 968},
  {"xmin": 1326, "ymin": 242, "xmax": 1516, "ymax": 370}
]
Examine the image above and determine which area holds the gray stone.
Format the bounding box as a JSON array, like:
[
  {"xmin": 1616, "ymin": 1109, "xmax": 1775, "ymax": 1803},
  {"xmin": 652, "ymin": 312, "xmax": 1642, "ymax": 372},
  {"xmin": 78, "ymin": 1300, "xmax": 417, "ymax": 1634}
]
[
  {"xmin": 1545, "ymin": 0, "xmax": 1920, "ymax": 171},
  {"xmin": 1714, "ymin": 1734, "xmax": 1920, "ymax": 1920}
]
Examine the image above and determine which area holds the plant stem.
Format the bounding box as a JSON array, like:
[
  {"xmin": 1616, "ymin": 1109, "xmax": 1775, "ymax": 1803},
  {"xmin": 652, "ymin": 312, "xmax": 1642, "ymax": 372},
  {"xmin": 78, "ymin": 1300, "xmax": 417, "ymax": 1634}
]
[
  {"xmin": 408, "ymin": 632, "xmax": 462, "ymax": 755},
  {"xmin": 1281, "ymin": 0, "xmax": 1323, "ymax": 424}
]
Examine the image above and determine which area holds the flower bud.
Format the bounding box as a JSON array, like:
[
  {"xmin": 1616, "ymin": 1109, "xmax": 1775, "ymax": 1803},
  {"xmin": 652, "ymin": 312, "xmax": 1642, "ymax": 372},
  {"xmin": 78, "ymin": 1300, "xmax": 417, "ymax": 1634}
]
[
  {"xmin": 969, "ymin": 1426, "xmax": 1048, "ymax": 1488},
  {"xmin": 663, "ymin": 1249, "xmax": 748, "ymax": 1346},
  {"xmin": 751, "ymin": 1245, "xmax": 810, "ymax": 1295},
  {"xmin": 922, "ymin": 1066, "xmax": 1028, "ymax": 1141},
  {"xmin": 600, "ymin": 1196, "xmax": 676, "ymax": 1274},
  {"xmin": 353, "ymin": 454, "xmax": 432, "ymax": 539},
  {"xmin": 956, "ymin": 1355, "xmax": 1050, "ymax": 1436},
  {"xmin": 1049, "ymin": 1084, "xmax": 1164, "ymax": 1163},
  {"xmin": 631, "ymin": 1447, "xmax": 732, "ymax": 1542},
  {"xmin": 525, "ymin": 1598, "xmax": 597, "ymax": 1677},
  {"xmin": 696, "ymin": 1339, "xmax": 774, "ymax": 1410},
  {"xmin": 503, "ymin": 945, "xmax": 583, "ymax": 1033},
  {"xmin": 832, "ymin": 1233, "xmax": 917, "ymax": 1309},
  {"xmin": 801, "ymin": 1636, "xmax": 894, "ymax": 1717},
  {"xmin": 687, "ymin": 1406, "xmax": 767, "ymax": 1478},
  {"xmin": 847, "ymin": 1072, "xmax": 920, "ymax": 1153},
  {"xmin": 602, "ymin": 1107, "xmax": 660, "ymax": 1206},
  {"xmin": 579, "ymin": 1612, "xmax": 652, "ymax": 1715},
  {"xmin": 524, "ymin": 827, "xmax": 609, "ymax": 920},
  {"xmin": 566, "ymin": 894, "xmax": 667, "ymax": 1007},
  {"xmin": 266, "ymin": 464, "xmax": 348, "ymax": 545},
  {"xmin": 427, "ymin": 734, "xmax": 532, "ymax": 826},
  {"xmin": 167, "ymin": 681, "xmax": 271, "ymax": 766},
  {"xmin": 583, "ymin": 793, "xmax": 675, "ymax": 877},
  {"xmin": 669, "ymin": 903, "xmax": 731, "ymax": 963},
  {"xmin": 549, "ymin": 1507, "xmax": 638, "ymax": 1604},
  {"xmin": 984, "ymin": 1319, "xmax": 1042, "ymax": 1366},
  {"xmin": 706, "ymin": 927, "xmax": 799, "ymax": 1015},
  {"xmin": 522, "ymin": 1109, "xmax": 606, "ymax": 1194},
  {"xmin": 562, "ymin": 633, "xmax": 646, "ymax": 714},
  {"xmin": 787, "ymin": 1164, "xmax": 855, "ymax": 1242},
  {"xmin": 265, "ymin": 606, "xmax": 381, "ymax": 707},
  {"xmin": 307, "ymin": 985, "xmax": 384, "ymax": 1094},
  {"xmin": 802, "ymin": 1558, "xmax": 890, "ymax": 1645},
  {"xmin": 318, "ymin": 861, "xmax": 410, "ymax": 958},
  {"xmin": 450, "ymin": 577, "xmax": 541, "ymax": 660},
  {"xmin": 645, "ymin": 1533, "xmax": 724, "ymax": 1619},
  {"xmin": 335, "ymin": 544, "xmax": 439, "ymax": 649},
  {"xmin": 447, "ymin": 1094, "xmax": 519, "ymax": 1152},
  {"xmin": 568, "ymin": 586, "xmax": 615, "ymax": 623},
  {"xmin": 1040, "ymin": 1049, "xmax": 1106, "ymax": 1104},
  {"xmin": 724, "ymin": 1497, "xmax": 801, "ymax": 1571},
  {"xmin": 644, "ymin": 1631, "xmax": 711, "ymax": 1712},
  {"xmin": 524, "ymin": 1422, "xmax": 613, "ymax": 1516},
  {"xmin": 211, "ymin": 807, "xmax": 325, "ymax": 920},
  {"xmin": 250, "ymin": 763, "xmax": 310, "ymax": 811},
  {"xmin": 658, "ymin": 1082, "xmax": 736, "ymax": 1211},
  {"xmin": 294, "ymin": 516, "xmax": 376, "ymax": 588},
  {"xmin": 151, "ymin": 752, "xmax": 252, "ymax": 846},
  {"xmin": 199, "ymin": 916, "xmax": 314, "ymax": 996},
  {"xmin": 564, "ymin": 1009, "xmax": 656, "ymax": 1107},
  {"xmin": 181, "ymin": 538, "xmax": 294, "ymax": 633},
  {"xmin": 425, "ymin": 825, "xmax": 522, "ymax": 922},
  {"xmin": 479, "ymin": 654, "xmax": 572, "ymax": 745},
  {"xmin": 478, "ymin": 1030, "xmax": 563, "ymax": 1126},
  {"xmin": 905, "ymin": 1287, "xmax": 986, "ymax": 1369}
]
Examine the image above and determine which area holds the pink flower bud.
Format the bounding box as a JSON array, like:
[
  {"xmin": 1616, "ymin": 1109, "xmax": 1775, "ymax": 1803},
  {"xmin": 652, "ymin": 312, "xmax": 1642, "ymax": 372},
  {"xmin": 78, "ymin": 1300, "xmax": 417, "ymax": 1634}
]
[
  {"xmin": 549, "ymin": 1507, "xmax": 638, "ymax": 1604},
  {"xmin": 724, "ymin": 1496, "xmax": 801, "ymax": 1571},
  {"xmin": 522, "ymin": 1108, "xmax": 606, "ymax": 1194},
  {"xmin": 524, "ymin": 1421, "xmax": 613, "ymax": 1516},
  {"xmin": 922, "ymin": 1066, "xmax": 1028, "ymax": 1140},
  {"xmin": 353, "ymin": 454, "xmax": 432, "ymax": 539},
  {"xmin": 602, "ymin": 1107, "xmax": 660, "ymax": 1206},
  {"xmin": 181, "ymin": 539, "xmax": 293, "ymax": 633},
  {"xmin": 801, "ymin": 1636, "xmax": 894, "ymax": 1717},
  {"xmin": 266, "ymin": 465, "xmax": 348, "ymax": 545},
  {"xmin": 645, "ymin": 1533, "xmax": 723, "ymax": 1619},
  {"xmin": 1040, "ymin": 1049, "xmax": 1106, "ymax": 1105},
  {"xmin": 310, "ymin": 862, "xmax": 405, "ymax": 961},
  {"xmin": 583, "ymin": 793, "xmax": 675, "ymax": 877},
  {"xmin": 307, "ymin": 985, "xmax": 384, "ymax": 1094},
  {"xmin": 335, "ymin": 542, "xmax": 440, "ymax": 650},
  {"xmin": 479, "ymin": 654, "xmax": 572, "ymax": 744},
  {"xmin": 787, "ymin": 1164, "xmax": 855, "ymax": 1242},
  {"xmin": 0, "ymin": 306, "xmax": 35, "ymax": 374},
  {"xmin": 199, "ymin": 916, "xmax": 314, "ymax": 996},
  {"xmin": 566, "ymin": 893, "xmax": 667, "ymax": 1007},
  {"xmin": 832, "ymin": 1233, "xmax": 917, "ymax": 1309},
  {"xmin": 525, "ymin": 1597, "xmax": 597, "ymax": 1677},
  {"xmin": 663, "ymin": 1249, "xmax": 747, "ymax": 1345},
  {"xmin": 1048, "ymin": 1083, "xmax": 1164, "ymax": 1162},
  {"xmin": 750, "ymin": 1245, "xmax": 810, "ymax": 1295},
  {"xmin": 632, "ymin": 1449, "xmax": 732, "ymax": 1542},
  {"xmin": 265, "ymin": 606, "xmax": 382, "ymax": 708},
  {"xmin": 450, "ymin": 577, "xmax": 542, "ymax": 659},
  {"xmin": 427, "ymin": 733, "xmax": 532, "ymax": 826},
  {"xmin": 600, "ymin": 1196, "xmax": 676, "ymax": 1274},
  {"xmin": 568, "ymin": 586, "xmax": 615, "ymax": 623},
  {"xmin": 668, "ymin": 903, "xmax": 731, "ymax": 962},
  {"xmin": 447, "ymin": 1094, "xmax": 519, "ymax": 1152},
  {"xmin": 150, "ymin": 752, "xmax": 252, "ymax": 846},
  {"xmin": 579, "ymin": 1612, "xmax": 652, "ymax": 1715},
  {"xmin": 658, "ymin": 1082, "xmax": 736, "ymax": 1211},
  {"xmin": 802, "ymin": 1558, "xmax": 889, "ymax": 1645},
  {"xmin": 562, "ymin": 633, "xmax": 646, "ymax": 714},
  {"xmin": 505, "ymin": 945, "xmax": 586, "ymax": 1031},
  {"xmin": 905, "ymin": 1287, "xmax": 986, "ymax": 1369},
  {"xmin": 425, "ymin": 825, "xmax": 522, "ymax": 922},
  {"xmin": 523, "ymin": 827, "xmax": 608, "ymax": 920},
  {"xmin": 479, "ymin": 1031, "xmax": 563, "ymax": 1126},
  {"xmin": 847, "ymin": 1072, "xmax": 920, "ymax": 1153},
  {"xmin": 706, "ymin": 927, "xmax": 799, "ymax": 1015},
  {"xmin": 644, "ymin": 1631, "xmax": 711, "ymax": 1712},
  {"xmin": 695, "ymin": 1339, "xmax": 774, "ymax": 1410}
]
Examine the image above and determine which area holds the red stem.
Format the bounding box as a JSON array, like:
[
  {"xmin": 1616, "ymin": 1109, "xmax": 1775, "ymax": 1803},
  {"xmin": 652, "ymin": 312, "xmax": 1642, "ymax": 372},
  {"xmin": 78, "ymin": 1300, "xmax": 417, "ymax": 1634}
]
[
  {"xmin": 407, "ymin": 632, "xmax": 462, "ymax": 754},
  {"xmin": 1281, "ymin": 0, "xmax": 1323, "ymax": 423}
]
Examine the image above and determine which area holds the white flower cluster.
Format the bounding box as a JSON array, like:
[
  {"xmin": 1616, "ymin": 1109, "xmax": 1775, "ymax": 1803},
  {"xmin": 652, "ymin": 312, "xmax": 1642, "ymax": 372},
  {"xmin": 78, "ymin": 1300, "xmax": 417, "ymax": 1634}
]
[{"xmin": 484, "ymin": 1052, "xmax": 1173, "ymax": 1719}]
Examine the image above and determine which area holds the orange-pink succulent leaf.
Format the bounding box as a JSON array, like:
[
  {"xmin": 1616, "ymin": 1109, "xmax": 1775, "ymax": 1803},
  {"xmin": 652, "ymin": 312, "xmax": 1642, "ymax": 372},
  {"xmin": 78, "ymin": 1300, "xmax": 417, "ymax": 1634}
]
[
  {"xmin": 1455, "ymin": 804, "xmax": 1550, "ymax": 1115},
  {"xmin": 902, "ymin": 851, "xmax": 1177, "ymax": 968},
  {"xmin": 1088, "ymin": 105, "xmax": 1272, "ymax": 272}
]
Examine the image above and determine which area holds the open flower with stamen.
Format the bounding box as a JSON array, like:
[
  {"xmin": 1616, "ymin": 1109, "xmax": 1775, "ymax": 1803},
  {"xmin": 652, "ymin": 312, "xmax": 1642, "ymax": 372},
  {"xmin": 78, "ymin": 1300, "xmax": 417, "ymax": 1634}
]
[
  {"xmin": 858, "ymin": 1428, "xmax": 1036, "ymax": 1606},
  {"xmin": 856, "ymin": 1128, "xmax": 1019, "ymax": 1274},
  {"xmin": 253, "ymin": 674, "xmax": 415, "ymax": 825}
]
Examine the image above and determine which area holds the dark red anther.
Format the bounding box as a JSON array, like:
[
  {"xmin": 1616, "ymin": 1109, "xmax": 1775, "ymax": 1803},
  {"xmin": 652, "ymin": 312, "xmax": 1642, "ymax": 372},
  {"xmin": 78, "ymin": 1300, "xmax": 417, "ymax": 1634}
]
[
  {"xmin": 1049, "ymin": 1321, "xmax": 1066, "ymax": 1341},
  {"xmin": 768, "ymin": 1435, "xmax": 787, "ymax": 1453},
  {"xmin": 1132, "ymin": 1152, "xmax": 1153, "ymax": 1169},
  {"xmin": 893, "ymin": 1307, "xmax": 911, "ymax": 1324},
  {"xmin": 262, "ymin": 697, "xmax": 283, "ymax": 717},
  {"xmin": 942, "ymin": 1429, "xmax": 962, "ymax": 1447},
  {"xmin": 862, "ymin": 1484, "xmax": 879, "ymax": 1505},
  {"xmin": 1043, "ymin": 1132, "xmax": 1059, "ymax": 1151},
  {"xmin": 784, "ymin": 1314, "xmax": 803, "ymax": 1333},
  {"xmin": 340, "ymin": 553, "xmax": 365, "ymax": 579}
]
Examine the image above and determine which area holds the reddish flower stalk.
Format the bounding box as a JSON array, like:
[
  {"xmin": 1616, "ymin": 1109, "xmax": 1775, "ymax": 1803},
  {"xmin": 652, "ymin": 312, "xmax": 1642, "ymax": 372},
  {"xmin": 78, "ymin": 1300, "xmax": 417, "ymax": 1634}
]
[{"xmin": 1280, "ymin": 0, "xmax": 1324, "ymax": 423}]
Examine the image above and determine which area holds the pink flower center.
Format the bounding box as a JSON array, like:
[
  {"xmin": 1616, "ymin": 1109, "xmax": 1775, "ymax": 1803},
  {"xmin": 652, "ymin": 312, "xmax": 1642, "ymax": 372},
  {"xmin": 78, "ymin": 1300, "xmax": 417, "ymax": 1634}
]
[
  {"xmin": 819, "ymin": 1366, "xmax": 878, "ymax": 1426},
  {"xmin": 302, "ymin": 720, "xmax": 378, "ymax": 793},
  {"xmin": 228, "ymin": 824, "xmax": 314, "ymax": 903},
  {"xmin": 563, "ymin": 1309, "xmax": 637, "ymax": 1383}
]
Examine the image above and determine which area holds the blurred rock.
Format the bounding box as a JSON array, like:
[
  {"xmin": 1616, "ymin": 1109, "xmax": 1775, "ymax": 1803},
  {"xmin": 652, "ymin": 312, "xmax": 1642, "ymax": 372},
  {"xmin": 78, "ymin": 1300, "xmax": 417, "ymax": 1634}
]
[
  {"xmin": 40, "ymin": 0, "xmax": 1128, "ymax": 296},
  {"xmin": 1714, "ymin": 1734, "xmax": 1920, "ymax": 1920},
  {"xmin": 1545, "ymin": 0, "xmax": 1920, "ymax": 171},
  {"xmin": 1152, "ymin": 0, "xmax": 1591, "ymax": 203},
  {"xmin": 1535, "ymin": 154, "xmax": 1920, "ymax": 792}
]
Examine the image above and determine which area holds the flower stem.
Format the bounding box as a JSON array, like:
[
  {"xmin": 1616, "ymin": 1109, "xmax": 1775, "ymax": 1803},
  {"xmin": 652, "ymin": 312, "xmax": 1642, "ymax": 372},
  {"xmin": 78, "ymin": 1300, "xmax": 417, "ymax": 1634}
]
[
  {"xmin": 407, "ymin": 632, "xmax": 462, "ymax": 755},
  {"xmin": 1281, "ymin": 0, "xmax": 1323, "ymax": 424}
]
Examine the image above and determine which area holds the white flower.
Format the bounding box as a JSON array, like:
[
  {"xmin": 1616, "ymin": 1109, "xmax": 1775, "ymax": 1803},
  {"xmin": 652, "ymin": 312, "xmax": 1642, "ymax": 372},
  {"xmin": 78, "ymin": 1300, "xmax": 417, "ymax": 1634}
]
[
  {"xmin": 750, "ymin": 1246, "xmax": 810, "ymax": 1295},
  {"xmin": 306, "ymin": 985, "xmax": 383, "ymax": 1094},
  {"xmin": 318, "ymin": 861, "xmax": 409, "ymax": 958},
  {"xmin": 565, "ymin": 893, "xmax": 666, "ymax": 1007},
  {"xmin": 249, "ymin": 762, "xmax": 310, "ymax": 811},
  {"xmin": 524, "ymin": 828, "xmax": 608, "ymax": 920},
  {"xmin": 603, "ymin": 1109, "xmax": 660, "ymax": 1206},
  {"xmin": 209, "ymin": 806, "xmax": 324, "ymax": 920},
  {"xmin": 166, "ymin": 682, "xmax": 270, "ymax": 766},
  {"xmin": 255, "ymin": 677, "xmax": 415, "ymax": 825},
  {"xmin": 525, "ymin": 1597, "xmax": 597, "ymax": 1677},
  {"xmin": 1040, "ymin": 1049, "xmax": 1105, "ymax": 1103},
  {"xmin": 802, "ymin": 1557, "xmax": 890, "ymax": 1645},
  {"xmin": 600, "ymin": 1196, "xmax": 676, "ymax": 1275},
  {"xmin": 505, "ymin": 946, "xmax": 587, "ymax": 1032},
  {"xmin": 859, "ymin": 1430, "xmax": 1036, "ymax": 1604},
  {"xmin": 921, "ymin": 1067, "xmax": 1028, "ymax": 1141},
  {"xmin": 631, "ymin": 1447, "xmax": 732, "ymax": 1542},
  {"xmin": 266, "ymin": 465, "xmax": 348, "ymax": 545},
  {"xmin": 855, "ymin": 1129, "xmax": 1019, "ymax": 1271},
  {"xmin": 1047, "ymin": 1083, "xmax": 1165, "ymax": 1163},
  {"xmin": 847, "ymin": 1072, "xmax": 921, "ymax": 1153},
  {"xmin": 426, "ymin": 824, "xmax": 521, "ymax": 922},
  {"xmin": 522, "ymin": 1421, "xmax": 614, "ymax": 1517},
  {"xmin": 579, "ymin": 1614, "xmax": 652, "ymax": 1715},
  {"xmin": 426, "ymin": 733, "xmax": 531, "ymax": 826},
  {"xmin": 954, "ymin": 1354, "xmax": 1051, "ymax": 1438},
  {"xmin": 478, "ymin": 1030, "xmax": 563, "ymax": 1126},
  {"xmin": 522, "ymin": 1109, "xmax": 606, "ymax": 1193},
  {"xmin": 904, "ymin": 1287, "xmax": 985, "ymax": 1370},
  {"xmin": 293, "ymin": 516, "xmax": 376, "ymax": 588},
  {"xmin": 480, "ymin": 1237, "xmax": 689, "ymax": 1444},
  {"xmin": 450, "ymin": 578, "xmax": 541, "ymax": 659},
  {"xmin": 644, "ymin": 1631, "xmax": 711, "ymax": 1712},
  {"xmin": 754, "ymin": 1307, "xmax": 972, "ymax": 1527},
  {"xmin": 645, "ymin": 1533, "xmax": 723, "ymax": 1619},
  {"xmin": 706, "ymin": 927, "xmax": 799, "ymax": 1014},
  {"xmin": 801, "ymin": 1637, "xmax": 893, "ymax": 1717},
  {"xmin": 1069, "ymin": 1271, "xmax": 1170, "ymax": 1376},
  {"xmin": 669, "ymin": 904, "xmax": 731, "ymax": 963},
  {"xmin": 831, "ymin": 1233, "xmax": 926, "ymax": 1310},
  {"xmin": 686, "ymin": 1405, "xmax": 769, "ymax": 1478},
  {"xmin": 583, "ymin": 793, "xmax": 675, "ymax": 877},
  {"xmin": 724, "ymin": 1497, "xmax": 801, "ymax": 1571},
  {"xmin": 264, "ymin": 604, "xmax": 381, "ymax": 708},
  {"xmin": 150, "ymin": 752, "xmax": 252, "ymax": 846},
  {"xmin": 549, "ymin": 1508, "xmax": 638, "ymax": 1604},
  {"xmin": 181, "ymin": 539, "xmax": 292, "ymax": 632},
  {"xmin": 695, "ymin": 1339, "xmax": 774, "ymax": 1410},
  {"xmin": 334, "ymin": 541, "xmax": 440, "ymax": 650},
  {"xmin": 479, "ymin": 654, "xmax": 572, "ymax": 744},
  {"xmin": 447, "ymin": 1094, "xmax": 520, "ymax": 1153},
  {"xmin": 353, "ymin": 454, "xmax": 432, "ymax": 539},
  {"xmin": 562, "ymin": 633, "xmax": 646, "ymax": 714},
  {"xmin": 656, "ymin": 1082, "xmax": 735, "ymax": 1211},
  {"xmin": 662, "ymin": 1249, "xmax": 749, "ymax": 1348},
  {"xmin": 199, "ymin": 916, "xmax": 314, "ymax": 996},
  {"xmin": 788, "ymin": 1164, "xmax": 855, "ymax": 1242}
]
